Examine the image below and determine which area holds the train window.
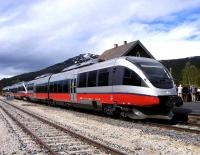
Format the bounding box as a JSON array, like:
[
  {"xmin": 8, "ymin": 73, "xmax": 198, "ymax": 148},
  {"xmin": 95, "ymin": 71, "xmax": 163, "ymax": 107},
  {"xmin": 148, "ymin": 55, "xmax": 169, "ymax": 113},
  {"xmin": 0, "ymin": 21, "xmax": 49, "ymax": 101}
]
[
  {"xmin": 18, "ymin": 87, "xmax": 22, "ymax": 91},
  {"xmin": 36, "ymin": 85, "xmax": 39, "ymax": 92},
  {"xmin": 123, "ymin": 68, "xmax": 141, "ymax": 86},
  {"xmin": 78, "ymin": 73, "xmax": 87, "ymax": 87},
  {"xmin": 54, "ymin": 82, "xmax": 58, "ymax": 93},
  {"xmin": 39, "ymin": 85, "xmax": 42, "ymax": 93},
  {"xmin": 41, "ymin": 85, "xmax": 44, "ymax": 92},
  {"xmin": 62, "ymin": 80, "xmax": 68, "ymax": 93},
  {"xmin": 40, "ymin": 85, "xmax": 42, "ymax": 93},
  {"xmin": 73, "ymin": 79, "xmax": 76, "ymax": 93},
  {"xmin": 28, "ymin": 85, "xmax": 33, "ymax": 91},
  {"xmin": 44, "ymin": 84, "xmax": 48, "ymax": 92},
  {"xmin": 36, "ymin": 86, "xmax": 40, "ymax": 93},
  {"xmin": 50, "ymin": 82, "xmax": 54, "ymax": 93},
  {"xmin": 98, "ymin": 69, "xmax": 109, "ymax": 86},
  {"xmin": 57, "ymin": 81, "xmax": 62, "ymax": 93},
  {"xmin": 87, "ymin": 71, "xmax": 97, "ymax": 87}
]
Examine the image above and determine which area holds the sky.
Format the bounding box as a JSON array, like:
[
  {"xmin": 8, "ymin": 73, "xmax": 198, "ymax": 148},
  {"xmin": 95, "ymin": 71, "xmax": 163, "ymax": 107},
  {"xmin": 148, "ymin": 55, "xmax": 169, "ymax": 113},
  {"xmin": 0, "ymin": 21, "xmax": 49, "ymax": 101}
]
[{"xmin": 0, "ymin": 0, "xmax": 200, "ymax": 79}]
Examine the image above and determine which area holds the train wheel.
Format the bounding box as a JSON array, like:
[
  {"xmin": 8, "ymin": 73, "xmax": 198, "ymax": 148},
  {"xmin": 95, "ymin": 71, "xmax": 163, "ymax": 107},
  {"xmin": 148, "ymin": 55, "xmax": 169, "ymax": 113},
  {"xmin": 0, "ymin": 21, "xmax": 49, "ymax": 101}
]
[
  {"xmin": 48, "ymin": 99, "xmax": 54, "ymax": 106},
  {"xmin": 172, "ymin": 112, "xmax": 188, "ymax": 122},
  {"xmin": 103, "ymin": 105, "xmax": 114, "ymax": 116}
]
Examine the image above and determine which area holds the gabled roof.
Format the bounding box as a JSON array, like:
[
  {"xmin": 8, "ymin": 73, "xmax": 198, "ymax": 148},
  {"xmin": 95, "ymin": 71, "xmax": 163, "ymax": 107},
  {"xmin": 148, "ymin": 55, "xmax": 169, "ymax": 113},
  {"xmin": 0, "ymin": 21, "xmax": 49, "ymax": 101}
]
[{"xmin": 98, "ymin": 40, "xmax": 155, "ymax": 61}]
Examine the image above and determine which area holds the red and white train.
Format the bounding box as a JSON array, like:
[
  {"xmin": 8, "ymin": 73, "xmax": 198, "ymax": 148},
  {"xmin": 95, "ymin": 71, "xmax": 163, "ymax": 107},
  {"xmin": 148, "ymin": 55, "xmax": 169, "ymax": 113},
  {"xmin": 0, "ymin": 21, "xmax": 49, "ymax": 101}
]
[{"xmin": 2, "ymin": 56, "xmax": 183, "ymax": 119}]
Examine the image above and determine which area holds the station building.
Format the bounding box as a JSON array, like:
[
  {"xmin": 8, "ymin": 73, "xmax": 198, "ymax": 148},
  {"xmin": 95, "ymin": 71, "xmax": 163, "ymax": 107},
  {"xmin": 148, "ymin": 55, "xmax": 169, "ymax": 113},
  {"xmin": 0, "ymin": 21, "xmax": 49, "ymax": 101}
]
[{"xmin": 98, "ymin": 40, "xmax": 155, "ymax": 61}]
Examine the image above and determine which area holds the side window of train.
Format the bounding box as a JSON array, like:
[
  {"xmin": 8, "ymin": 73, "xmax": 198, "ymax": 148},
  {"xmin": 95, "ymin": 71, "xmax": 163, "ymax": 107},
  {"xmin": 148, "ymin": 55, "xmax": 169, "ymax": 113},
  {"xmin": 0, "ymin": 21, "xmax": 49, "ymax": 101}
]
[
  {"xmin": 57, "ymin": 81, "xmax": 62, "ymax": 93},
  {"xmin": 44, "ymin": 83, "xmax": 48, "ymax": 92},
  {"xmin": 50, "ymin": 82, "xmax": 54, "ymax": 93},
  {"xmin": 123, "ymin": 67, "xmax": 142, "ymax": 86},
  {"xmin": 62, "ymin": 80, "xmax": 69, "ymax": 93},
  {"xmin": 39, "ymin": 85, "xmax": 42, "ymax": 93},
  {"xmin": 88, "ymin": 70, "xmax": 97, "ymax": 87},
  {"xmin": 36, "ymin": 85, "xmax": 39, "ymax": 92},
  {"xmin": 111, "ymin": 66, "xmax": 124, "ymax": 85},
  {"xmin": 54, "ymin": 82, "xmax": 58, "ymax": 93},
  {"xmin": 78, "ymin": 73, "xmax": 87, "ymax": 87},
  {"xmin": 98, "ymin": 68, "xmax": 109, "ymax": 86},
  {"xmin": 40, "ymin": 85, "xmax": 43, "ymax": 93}
]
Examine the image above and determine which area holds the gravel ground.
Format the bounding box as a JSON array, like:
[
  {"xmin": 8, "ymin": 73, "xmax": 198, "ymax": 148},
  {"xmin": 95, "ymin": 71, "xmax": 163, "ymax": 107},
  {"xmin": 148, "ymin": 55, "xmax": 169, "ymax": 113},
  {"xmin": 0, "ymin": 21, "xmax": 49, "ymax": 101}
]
[
  {"xmin": 0, "ymin": 108, "xmax": 21, "ymax": 155},
  {"xmin": 1, "ymin": 97, "xmax": 200, "ymax": 155},
  {"xmin": 0, "ymin": 103, "xmax": 45, "ymax": 155}
]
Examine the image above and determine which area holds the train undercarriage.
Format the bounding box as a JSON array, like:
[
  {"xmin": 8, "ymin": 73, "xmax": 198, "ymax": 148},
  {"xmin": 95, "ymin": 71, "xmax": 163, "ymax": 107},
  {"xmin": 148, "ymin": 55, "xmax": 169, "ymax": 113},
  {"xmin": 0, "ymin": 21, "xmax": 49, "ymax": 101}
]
[{"xmin": 103, "ymin": 95, "xmax": 183, "ymax": 120}]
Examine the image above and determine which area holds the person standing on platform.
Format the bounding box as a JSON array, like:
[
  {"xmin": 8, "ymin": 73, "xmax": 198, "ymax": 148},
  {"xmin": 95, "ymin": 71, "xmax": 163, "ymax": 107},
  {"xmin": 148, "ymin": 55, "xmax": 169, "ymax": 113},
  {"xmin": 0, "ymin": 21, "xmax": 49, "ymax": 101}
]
[
  {"xmin": 182, "ymin": 85, "xmax": 188, "ymax": 102},
  {"xmin": 190, "ymin": 85, "xmax": 195, "ymax": 102},
  {"xmin": 178, "ymin": 84, "xmax": 183, "ymax": 100}
]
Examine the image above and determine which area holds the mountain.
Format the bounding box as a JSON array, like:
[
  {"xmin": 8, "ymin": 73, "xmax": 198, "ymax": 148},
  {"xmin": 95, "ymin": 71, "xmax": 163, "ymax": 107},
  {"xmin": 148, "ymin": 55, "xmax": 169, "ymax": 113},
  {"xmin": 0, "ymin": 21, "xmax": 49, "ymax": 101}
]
[
  {"xmin": 0, "ymin": 54, "xmax": 200, "ymax": 90},
  {"xmin": 0, "ymin": 53, "xmax": 98, "ymax": 90},
  {"xmin": 161, "ymin": 56, "xmax": 200, "ymax": 84}
]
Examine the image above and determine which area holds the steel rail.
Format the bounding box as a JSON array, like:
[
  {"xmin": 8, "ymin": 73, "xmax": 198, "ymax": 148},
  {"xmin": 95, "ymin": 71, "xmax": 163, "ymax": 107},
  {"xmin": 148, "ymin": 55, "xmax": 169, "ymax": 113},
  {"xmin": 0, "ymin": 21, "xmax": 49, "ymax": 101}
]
[
  {"xmin": 143, "ymin": 121, "xmax": 200, "ymax": 134},
  {"xmin": 0, "ymin": 102, "xmax": 57, "ymax": 155},
  {"xmin": 0, "ymin": 99, "xmax": 126, "ymax": 155}
]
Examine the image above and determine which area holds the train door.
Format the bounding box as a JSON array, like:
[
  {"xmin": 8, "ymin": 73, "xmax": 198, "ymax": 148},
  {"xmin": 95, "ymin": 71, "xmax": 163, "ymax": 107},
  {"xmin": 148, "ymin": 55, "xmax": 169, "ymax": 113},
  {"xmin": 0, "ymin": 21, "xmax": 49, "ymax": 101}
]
[{"xmin": 70, "ymin": 75, "xmax": 77, "ymax": 103}]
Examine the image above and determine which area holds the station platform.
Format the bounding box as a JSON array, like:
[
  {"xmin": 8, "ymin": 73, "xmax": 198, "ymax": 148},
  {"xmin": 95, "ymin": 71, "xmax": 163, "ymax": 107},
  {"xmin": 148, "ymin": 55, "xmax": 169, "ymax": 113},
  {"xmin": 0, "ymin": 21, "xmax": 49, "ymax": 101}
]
[{"xmin": 173, "ymin": 101, "xmax": 200, "ymax": 115}]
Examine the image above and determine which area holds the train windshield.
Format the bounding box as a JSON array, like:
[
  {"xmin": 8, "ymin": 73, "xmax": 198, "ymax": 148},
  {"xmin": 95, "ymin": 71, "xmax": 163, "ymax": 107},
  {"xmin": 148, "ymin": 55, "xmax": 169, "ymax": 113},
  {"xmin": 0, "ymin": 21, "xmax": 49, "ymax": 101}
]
[
  {"xmin": 126, "ymin": 57, "xmax": 173, "ymax": 89},
  {"xmin": 140, "ymin": 63, "xmax": 173, "ymax": 89}
]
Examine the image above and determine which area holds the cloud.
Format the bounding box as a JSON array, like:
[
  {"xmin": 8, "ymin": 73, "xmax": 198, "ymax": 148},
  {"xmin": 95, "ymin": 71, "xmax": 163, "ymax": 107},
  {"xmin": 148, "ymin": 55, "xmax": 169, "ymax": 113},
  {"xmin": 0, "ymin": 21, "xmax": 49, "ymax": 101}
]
[{"xmin": 0, "ymin": 0, "xmax": 200, "ymax": 79}]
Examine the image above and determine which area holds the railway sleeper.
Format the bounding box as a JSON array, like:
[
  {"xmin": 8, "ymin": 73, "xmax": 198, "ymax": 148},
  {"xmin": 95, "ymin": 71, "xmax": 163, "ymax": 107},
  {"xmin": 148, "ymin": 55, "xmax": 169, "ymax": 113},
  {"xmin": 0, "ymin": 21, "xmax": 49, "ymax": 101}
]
[{"xmin": 67, "ymin": 149, "xmax": 101, "ymax": 155}]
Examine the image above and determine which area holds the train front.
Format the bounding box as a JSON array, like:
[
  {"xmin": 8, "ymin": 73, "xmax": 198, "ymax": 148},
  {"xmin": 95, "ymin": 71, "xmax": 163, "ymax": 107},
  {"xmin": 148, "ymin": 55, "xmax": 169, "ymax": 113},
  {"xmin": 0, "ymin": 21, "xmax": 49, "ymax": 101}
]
[{"xmin": 125, "ymin": 57, "xmax": 183, "ymax": 120}]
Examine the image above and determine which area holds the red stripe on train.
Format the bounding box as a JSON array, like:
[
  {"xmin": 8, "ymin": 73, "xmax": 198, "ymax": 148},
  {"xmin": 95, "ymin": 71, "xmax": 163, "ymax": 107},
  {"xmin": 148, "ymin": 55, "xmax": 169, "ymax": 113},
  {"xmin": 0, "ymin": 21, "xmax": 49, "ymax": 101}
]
[
  {"xmin": 35, "ymin": 93, "xmax": 48, "ymax": 99},
  {"xmin": 77, "ymin": 93, "xmax": 159, "ymax": 106},
  {"xmin": 49, "ymin": 93, "xmax": 70, "ymax": 102},
  {"xmin": 31, "ymin": 93, "xmax": 160, "ymax": 106}
]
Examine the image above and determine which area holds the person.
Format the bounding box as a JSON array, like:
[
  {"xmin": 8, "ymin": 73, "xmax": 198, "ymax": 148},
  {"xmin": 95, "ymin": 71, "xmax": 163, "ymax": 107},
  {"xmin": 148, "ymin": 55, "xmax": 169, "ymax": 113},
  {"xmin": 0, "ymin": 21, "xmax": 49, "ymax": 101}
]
[
  {"xmin": 177, "ymin": 84, "xmax": 183, "ymax": 99},
  {"xmin": 196, "ymin": 88, "xmax": 200, "ymax": 101},
  {"xmin": 191, "ymin": 85, "xmax": 196, "ymax": 102},
  {"xmin": 182, "ymin": 85, "xmax": 189, "ymax": 102}
]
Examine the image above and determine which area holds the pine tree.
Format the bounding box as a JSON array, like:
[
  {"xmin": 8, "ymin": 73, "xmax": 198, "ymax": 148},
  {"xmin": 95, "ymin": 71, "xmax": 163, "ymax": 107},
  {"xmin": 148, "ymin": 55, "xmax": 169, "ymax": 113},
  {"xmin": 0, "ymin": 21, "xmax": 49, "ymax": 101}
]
[{"xmin": 181, "ymin": 62, "xmax": 200, "ymax": 87}]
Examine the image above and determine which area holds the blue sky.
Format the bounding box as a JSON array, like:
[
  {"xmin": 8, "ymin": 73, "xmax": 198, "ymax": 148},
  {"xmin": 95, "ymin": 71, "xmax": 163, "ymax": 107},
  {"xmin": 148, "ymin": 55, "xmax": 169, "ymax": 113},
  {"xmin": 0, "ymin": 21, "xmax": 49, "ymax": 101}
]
[{"xmin": 0, "ymin": 0, "xmax": 200, "ymax": 79}]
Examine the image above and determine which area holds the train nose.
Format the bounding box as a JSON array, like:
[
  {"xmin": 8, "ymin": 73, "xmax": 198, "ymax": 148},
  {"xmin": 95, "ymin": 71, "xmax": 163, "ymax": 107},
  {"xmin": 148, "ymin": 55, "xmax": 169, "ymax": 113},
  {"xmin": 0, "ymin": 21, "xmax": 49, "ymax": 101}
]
[
  {"xmin": 159, "ymin": 96, "xmax": 183, "ymax": 109},
  {"xmin": 174, "ymin": 96, "xmax": 183, "ymax": 107}
]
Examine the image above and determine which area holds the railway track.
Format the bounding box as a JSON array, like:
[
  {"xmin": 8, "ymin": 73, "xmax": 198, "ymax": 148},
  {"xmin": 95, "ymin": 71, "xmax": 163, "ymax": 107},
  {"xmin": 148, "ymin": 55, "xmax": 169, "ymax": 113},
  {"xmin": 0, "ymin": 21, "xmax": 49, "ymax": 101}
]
[
  {"xmin": 130, "ymin": 115, "xmax": 200, "ymax": 134},
  {"xmin": 0, "ymin": 99, "xmax": 126, "ymax": 155},
  {"xmin": 143, "ymin": 121, "xmax": 200, "ymax": 135}
]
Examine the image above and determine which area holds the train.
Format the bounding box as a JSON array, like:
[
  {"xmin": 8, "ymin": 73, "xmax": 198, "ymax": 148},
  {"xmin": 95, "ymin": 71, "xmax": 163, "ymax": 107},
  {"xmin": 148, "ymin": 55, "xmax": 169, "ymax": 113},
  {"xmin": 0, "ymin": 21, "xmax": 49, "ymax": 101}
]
[{"xmin": 2, "ymin": 56, "xmax": 183, "ymax": 119}]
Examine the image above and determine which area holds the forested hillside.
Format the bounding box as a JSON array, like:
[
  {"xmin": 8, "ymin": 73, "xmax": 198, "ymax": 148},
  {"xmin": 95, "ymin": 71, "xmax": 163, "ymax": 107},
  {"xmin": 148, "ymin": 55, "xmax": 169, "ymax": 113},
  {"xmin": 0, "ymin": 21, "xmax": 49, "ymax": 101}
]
[{"xmin": 161, "ymin": 56, "xmax": 200, "ymax": 86}]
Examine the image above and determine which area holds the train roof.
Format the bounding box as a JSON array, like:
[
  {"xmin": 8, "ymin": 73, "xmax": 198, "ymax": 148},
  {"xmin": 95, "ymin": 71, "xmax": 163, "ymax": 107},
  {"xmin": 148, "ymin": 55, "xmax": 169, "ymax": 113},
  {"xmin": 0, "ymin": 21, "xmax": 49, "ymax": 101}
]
[
  {"xmin": 125, "ymin": 56, "xmax": 160, "ymax": 63},
  {"xmin": 49, "ymin": 56, "xmax": 160, "ymax": 82},
  {"xmin": 34, "ymin": 73, "xmax": 52, "ymax": 79},
  {"xmin": 62, "ymin": 59, "xmax": 99, "ymax": 72},
  {"xmin": 2, "ymin": 86, "xmax": 9, "ymax": 90},
  {"xmin": 15, "ymin": 56, "xmax": 161, "ymax": 85}
]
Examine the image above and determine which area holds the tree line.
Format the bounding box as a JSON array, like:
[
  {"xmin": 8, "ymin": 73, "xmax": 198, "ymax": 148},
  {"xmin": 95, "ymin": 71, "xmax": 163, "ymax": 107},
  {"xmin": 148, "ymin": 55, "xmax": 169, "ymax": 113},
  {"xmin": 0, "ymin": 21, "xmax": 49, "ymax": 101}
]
[{"xmin": 172, "ymin": 62, "xmax": 200, "ymax": 87}]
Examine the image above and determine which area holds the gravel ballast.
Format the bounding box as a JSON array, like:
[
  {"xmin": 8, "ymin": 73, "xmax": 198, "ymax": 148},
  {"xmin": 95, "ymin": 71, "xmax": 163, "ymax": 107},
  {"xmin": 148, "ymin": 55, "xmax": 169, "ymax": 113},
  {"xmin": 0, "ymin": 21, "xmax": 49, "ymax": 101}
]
[
  {"xmin": 0, "ymin": 106, "xmax": 45, "ymax": 155},
  {"xmin": 1, "ymin": 97, "xmax": 200, "ymax": 155}
]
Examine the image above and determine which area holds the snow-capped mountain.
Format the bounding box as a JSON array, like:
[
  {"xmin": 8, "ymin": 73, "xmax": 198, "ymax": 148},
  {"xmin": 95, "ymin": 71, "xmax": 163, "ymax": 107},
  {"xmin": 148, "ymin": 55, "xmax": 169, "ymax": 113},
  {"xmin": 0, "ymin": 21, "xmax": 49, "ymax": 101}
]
[{"xmin": 0, "ymin": 53, "xmax": 99, "ymax": 89}]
